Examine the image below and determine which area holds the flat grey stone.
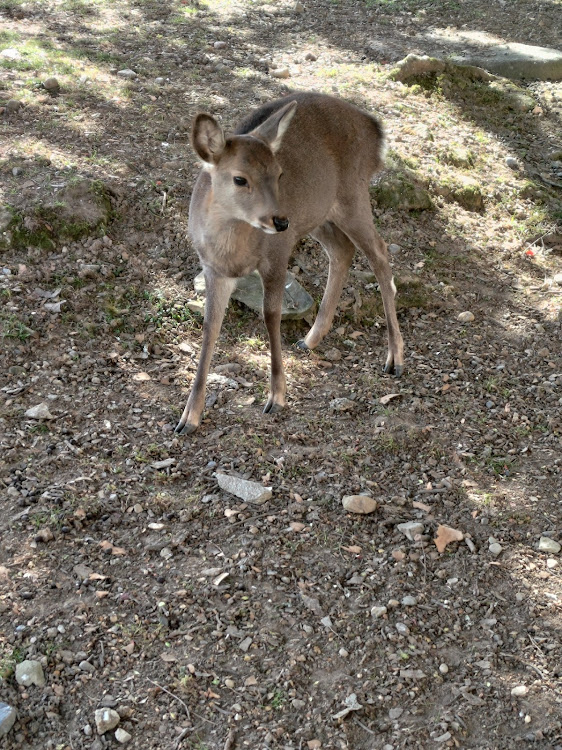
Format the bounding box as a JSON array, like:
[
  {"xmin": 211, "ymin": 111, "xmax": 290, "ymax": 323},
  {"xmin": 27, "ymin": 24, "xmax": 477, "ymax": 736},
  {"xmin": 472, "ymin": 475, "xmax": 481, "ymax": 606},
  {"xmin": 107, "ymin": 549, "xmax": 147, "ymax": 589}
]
[
  {"xmin": 456, "ymin": 43, "xmax": 562, "ymax": 81},
  {"xmin": 397, "ymin": 521, "xmax": 424, "ymax": 541},
  {"xmin": 0, "ymin": 703, "xmax": 17, "ymax": 736},
  {"xmin": 217, "ymin": 473, "xmax": 272, "ymax": 505},
  {"xmin": 538, "ymin": 536, "xmax": 560, "ymax": 554},
  {"xmin": 194, "ymin": 270, "xmax": 314, "ymax": 320}
]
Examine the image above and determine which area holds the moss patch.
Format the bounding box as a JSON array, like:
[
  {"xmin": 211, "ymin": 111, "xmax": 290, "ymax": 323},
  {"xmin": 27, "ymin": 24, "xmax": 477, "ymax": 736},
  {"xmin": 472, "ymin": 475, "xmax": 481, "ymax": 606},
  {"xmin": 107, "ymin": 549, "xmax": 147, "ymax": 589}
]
[{"xmin": 1, "ymin": 179, "xmax": 113, "ymax": 250}]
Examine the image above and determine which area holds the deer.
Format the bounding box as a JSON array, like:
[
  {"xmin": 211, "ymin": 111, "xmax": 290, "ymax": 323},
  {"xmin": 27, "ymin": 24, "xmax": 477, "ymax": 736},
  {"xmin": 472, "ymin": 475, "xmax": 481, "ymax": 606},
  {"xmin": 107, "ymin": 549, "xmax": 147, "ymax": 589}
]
[{"xmin": 175, "ymin": 91, "xmax": 404, "ymax": 435}]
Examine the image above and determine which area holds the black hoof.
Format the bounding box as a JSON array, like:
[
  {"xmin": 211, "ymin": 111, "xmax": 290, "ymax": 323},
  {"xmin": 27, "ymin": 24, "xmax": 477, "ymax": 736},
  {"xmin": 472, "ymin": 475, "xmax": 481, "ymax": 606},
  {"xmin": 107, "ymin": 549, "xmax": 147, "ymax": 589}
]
[
  {"xmin": 263, "ymin": 401, "xmax": 284, "ymax": 415},
  {"xmin": 296, "ymin": 339, "xmax": 310, "ymax": 352},
  {"xmin": 383, "ymin": 363, "xmax": 404, "ymax": 377},
  {"xmin": 174, "ymin": 421, "xmax": 198, "ymax": 435}
]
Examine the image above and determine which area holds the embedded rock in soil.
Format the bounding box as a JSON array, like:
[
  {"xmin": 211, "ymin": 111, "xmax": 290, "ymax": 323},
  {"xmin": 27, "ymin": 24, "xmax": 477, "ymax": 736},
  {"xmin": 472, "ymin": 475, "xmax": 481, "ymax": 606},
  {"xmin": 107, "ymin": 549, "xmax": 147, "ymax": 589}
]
[
  {"xmin": 397, "ymin": 521, "xmax": 424, "ymax": 541},
  {"xmin": 217, "ymin": 473, "xmax": 272, "ymax": 505},
  {"xmin": 194, "ymin": 270, "xmax": 314, "ymax": 320},
  {"xmin": 15, "ymin": 660, "xmax": 45, "ymax": 687},
  {"xmin": 456, "ymin": 42, "xmax": 562, "ymax": 81},
  {"xmin": 24, "ymin": 403, "xmax": 54, "ymax": 420},
  {"xmin": 342, "ymin": 495, "xmax": 378, "ymax": 514}
]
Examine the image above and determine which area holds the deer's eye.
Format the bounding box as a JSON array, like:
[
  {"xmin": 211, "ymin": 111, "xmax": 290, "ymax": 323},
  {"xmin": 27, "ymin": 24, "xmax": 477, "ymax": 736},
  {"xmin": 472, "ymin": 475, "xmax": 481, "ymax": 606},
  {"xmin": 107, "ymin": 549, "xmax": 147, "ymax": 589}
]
[{"xmin": 233, "ymin": 176, "xmax": 247, "ymax": 187}]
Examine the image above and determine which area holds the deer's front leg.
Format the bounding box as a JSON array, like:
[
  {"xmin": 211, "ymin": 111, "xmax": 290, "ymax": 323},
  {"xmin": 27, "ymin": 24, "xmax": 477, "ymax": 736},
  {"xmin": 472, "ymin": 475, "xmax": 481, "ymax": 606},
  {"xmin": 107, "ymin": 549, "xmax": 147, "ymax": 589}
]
[
  {"xmin": 260, "ymin": 269, "xmax": 287, "ymax": 415},
  {"xmin": 175, "ymin": 272, "xmax": 236, "ymax": 435}
]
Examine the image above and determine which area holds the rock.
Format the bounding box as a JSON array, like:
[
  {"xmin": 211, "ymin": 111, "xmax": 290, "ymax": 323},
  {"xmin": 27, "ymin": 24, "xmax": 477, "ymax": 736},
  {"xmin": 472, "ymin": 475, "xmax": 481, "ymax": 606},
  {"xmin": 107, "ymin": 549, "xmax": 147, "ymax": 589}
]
[
  {"xmin": 458, "ymin": 42, "xmax": 562, "ymax": 81},
  {"xmin": 388, "ymin": 243, "xmax": 401, "ymax": 255},
  {"xmin": 73, "ymin": 563, "xmax": 94, "ymax": 580},
  {"xmin": 94, "ymin": 708, "xmax": 120, "ymax": 734},
  {"xmin": 214, "ymin": 41, "xmax": 227, "ymax": 49},
  {"xmin": 154, "ymin": 77, "xmax": 165, "ymax": 85},
  {"xmin": 25, "ymin": 403, "xmax": 54, "ymax": 420},
  {"xmin": 271, "ymin": 67, "xmax": 291, "ymax": 79},
  {"xmin": 389, "ymin": 707, "xmax": 403, "ymax": 719},
  {"xmin": 43, "ymin": 77, "xmax": 60, "ymax": 93},
  {"xmin": 371, "ymin": 605, "xmax": 387, "ymax": 618},
  {"xmin": 438, "ymin": 175, "xmax": 484, "ymax": 211},
  {"xmin": 305, "ymin": 52, "xmax": 317, "ymax": 62},
  {"xmin": 115, "ymin": 727, "xmax": 132, "ymax": 744},
  {"xmin": 538, "ymin": 537, "xmax": 560, "ymax": 554},
  {"xmin": 511, "ymin": 685, "xmax": 529, "ymax": 697},
  {"xmin": 342, "ymin": 495, "xmax": 378, "ymax": 514},
  {"xmin": 1, "ymin": 49, "xmax": 21, "ymax": 60},
  {"xmin": 330, "ymin": 397, "xmax": 355, "ymax": 411},
  {"xmin": 12, "ymin": 167, "xmax": 23, "ymax": 177},
  {"xmin": 35, "ymin": 527, "xmax": 54, "ymax": 543},
  {"xmin": 391, "ymin": 54, "xmax": 447, "ymax": 82},
  {"xmin": 6, "ymin": 100, "xmax": 22, "ymax": 113},
  {"xmin": 117, "ymin": 69, "xmax": 137, "ymax": 79},
  {"xmin": 506, "ymin": 156, "xmax": 519, "ymax": 169},
  {"xmin": 457, "ymin": 311, "xmax": 475, "ymax": 323},
  {"xmin": 15, "ymin": 660, "xmax": 45, "ymax": 687},
  {"xmin": 371, "ymin": 173, "xmax": 433, "ymax": 211},
  {"xmin": 397, "ymin": 521, "xmax": 424, "ymax": 541},
  {"xmin": 401, "ymin": 595, "xmax": 417, "ymax": 606},
  {"xmin": 217, "ymin": 473, "xmax": 272, "ymax": 505},
  {"xmin": 0, "ymin": 207, "xmax": 12, "ymax": 231},
  {"xmin": 489, "ymin": 542, "xmax": 503, "ymax": 557},
  {"xmin": 0, "ymin": 703, "xmax": 17, "ymax": 736},
  {"xmin": 439, "ymin": 663, "xmax": 449, "ymax": 674},
  {"xmin": 195, "ymin": 270, "xmax": 314, "ymax": 320}
]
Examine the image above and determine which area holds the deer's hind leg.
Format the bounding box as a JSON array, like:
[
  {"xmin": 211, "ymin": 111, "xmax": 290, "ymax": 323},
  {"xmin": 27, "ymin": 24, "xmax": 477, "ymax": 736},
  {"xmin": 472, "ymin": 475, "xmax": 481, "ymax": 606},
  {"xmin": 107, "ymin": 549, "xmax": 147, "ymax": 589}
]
[
  {"xmin": 333, "ymin": 199, "xmax": 404, "ymax": 376},
  {"xmin": 297, "ymin": 221, "xmax": 355, "ymax": 351}
]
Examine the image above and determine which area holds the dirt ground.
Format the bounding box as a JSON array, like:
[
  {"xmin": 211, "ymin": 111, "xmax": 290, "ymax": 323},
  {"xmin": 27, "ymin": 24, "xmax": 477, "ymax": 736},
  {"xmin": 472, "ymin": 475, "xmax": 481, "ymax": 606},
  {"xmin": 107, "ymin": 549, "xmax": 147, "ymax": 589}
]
[{"xmin": 1, "ymin": 0, "xmax": 561, "ymax": 748}]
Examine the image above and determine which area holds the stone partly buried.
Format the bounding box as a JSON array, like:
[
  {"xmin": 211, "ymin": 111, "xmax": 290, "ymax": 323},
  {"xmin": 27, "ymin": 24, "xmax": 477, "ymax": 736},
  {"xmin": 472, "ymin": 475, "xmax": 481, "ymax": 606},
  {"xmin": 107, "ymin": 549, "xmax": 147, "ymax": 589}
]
[{"xmin": 189, "ymin": 270, "xmax": 314, "ymax": 320}]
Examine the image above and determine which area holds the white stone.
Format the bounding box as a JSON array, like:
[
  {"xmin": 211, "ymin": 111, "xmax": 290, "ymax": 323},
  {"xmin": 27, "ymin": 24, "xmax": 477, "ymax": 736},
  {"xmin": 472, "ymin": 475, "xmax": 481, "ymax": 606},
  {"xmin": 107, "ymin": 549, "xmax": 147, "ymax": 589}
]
[
  {"xmin": 95, "ymin": 708, "xmax": 120, "ymax": 734},
  {"xmin": 489, "ymin": 542, "xmax": 503, "ymax": 556},
  {"xmin": 25, "ymin": 403, "xmax": 54, "ymax": 420},
  {"xmin": 538, "ymin": 536, "xmax": 560, "ymax": 554},
  {"xmin": 217, "ymin": 473, "xmax": 272, "ymax": 505},
  {"xmin": 0, "ymin": 49, "xmax": 21, "ymax": 60},
  {"xmin": 115, "ymin": 727, "xmax": 132, "ymax": 744},
  {"xmin": 117, "ymin": 69, "xmax": 137, "ymax": 79},
  {"xmin": 15, "ymin": 660, "xmax": 45, "ymax": 687},
  {"xmin": 371, "ymin": 605, "xmax": 388, "ymax": 618},
  {"xmin": 457, "ymin": 311, "xmax": 475, "ymax": 323},
  {"xmin": 511, "ymin": 685, "xmax": 529, "ymax": 697}
]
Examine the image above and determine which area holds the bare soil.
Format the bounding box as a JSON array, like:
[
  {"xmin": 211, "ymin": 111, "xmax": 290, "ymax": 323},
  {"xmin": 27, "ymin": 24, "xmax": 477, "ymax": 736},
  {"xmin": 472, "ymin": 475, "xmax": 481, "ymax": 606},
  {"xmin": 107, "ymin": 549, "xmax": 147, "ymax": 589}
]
[{"xmin": 1, "ymin": 0, "xmax": 561, "ymax": 749}]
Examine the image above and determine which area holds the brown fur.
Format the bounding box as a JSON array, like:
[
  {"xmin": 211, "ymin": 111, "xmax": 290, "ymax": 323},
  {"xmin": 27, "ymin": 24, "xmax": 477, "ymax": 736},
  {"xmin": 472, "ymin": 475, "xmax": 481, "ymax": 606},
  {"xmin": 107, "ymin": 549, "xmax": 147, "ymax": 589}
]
[{"xmin": 175, "ymin": 92, "xmax": 403, "ymax": 434}]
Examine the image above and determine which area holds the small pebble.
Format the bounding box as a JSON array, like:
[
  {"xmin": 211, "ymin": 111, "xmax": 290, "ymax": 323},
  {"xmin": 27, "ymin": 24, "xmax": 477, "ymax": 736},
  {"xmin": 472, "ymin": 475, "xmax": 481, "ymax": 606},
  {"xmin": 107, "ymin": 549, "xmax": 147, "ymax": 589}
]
[
  {"xmin": 115, "ymin": 727, "xmax": 132, "ymax": 744},
  {"xmin": 457, "ymin": 311, "xmax": 475, "ymax": 323},
  {"xmin": 511, "ymin": 685, "xmax": 529, "ymax": 697},
  {"xmin": 439, "ymin": 663, "xmax": 449, "ymax": 674},
  {"xmin": 489, "ymin": 542, "xmax": 503, "ymax": 557},
  {"xmin": 401, "ymin": 595, "xmax": 417, "ymax": 606},
  {"xmin": 505, "ymin": 156, "xmax": 519, "ymax": 169},
  {"xmin": 271, "ymin": 67, "xmax": 290, "ymax": 79},
  {"xmin": 388, "ymin": 243, "xmax": 401, "ymax": 255},
  {"xmin": 371, "ymin": 606, "xmax": 387, "ymax": 618}
]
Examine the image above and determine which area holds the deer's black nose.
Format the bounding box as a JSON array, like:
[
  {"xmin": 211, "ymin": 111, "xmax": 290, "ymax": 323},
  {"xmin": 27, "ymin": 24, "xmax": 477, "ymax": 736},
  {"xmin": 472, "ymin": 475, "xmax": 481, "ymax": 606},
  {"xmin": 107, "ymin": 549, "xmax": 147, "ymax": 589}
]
[{"xmin": 273, "ymin": 216, "xmax": 289, "ymax": 233}]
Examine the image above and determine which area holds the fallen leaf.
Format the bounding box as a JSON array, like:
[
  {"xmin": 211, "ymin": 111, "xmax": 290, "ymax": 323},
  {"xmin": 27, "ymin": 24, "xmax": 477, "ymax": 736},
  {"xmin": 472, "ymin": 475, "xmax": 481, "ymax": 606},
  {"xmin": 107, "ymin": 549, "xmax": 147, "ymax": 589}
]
[
  {"xmin": 342, "ymin": 545, "xmax": 362, "ymax": 554},
  {"xmin": 380, "ymin": 393, "xmax": 401, "ymax": 405},
  {"xmin": 89, "ymin": 573, "xmax": 107, "ymax": 581},
  {"xmin": 434, "ymin": 524, "xmax": 464, "ymax": 553},
  {"xmin": 95, "ymin": 591, "xmax": 109, "ymax": 599}
]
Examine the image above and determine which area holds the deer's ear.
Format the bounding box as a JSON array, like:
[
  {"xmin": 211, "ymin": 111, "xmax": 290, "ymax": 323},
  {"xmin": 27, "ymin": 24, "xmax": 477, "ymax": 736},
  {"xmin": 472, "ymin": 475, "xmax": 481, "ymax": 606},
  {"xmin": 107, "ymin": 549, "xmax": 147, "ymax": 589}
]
[
  {"xmin": 251, "ymin": 100, "xmax": 297, "ymax": 154},
  {"xmin": 192, "ymin": 113, "xmax": 226, "ymax": 164}
]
